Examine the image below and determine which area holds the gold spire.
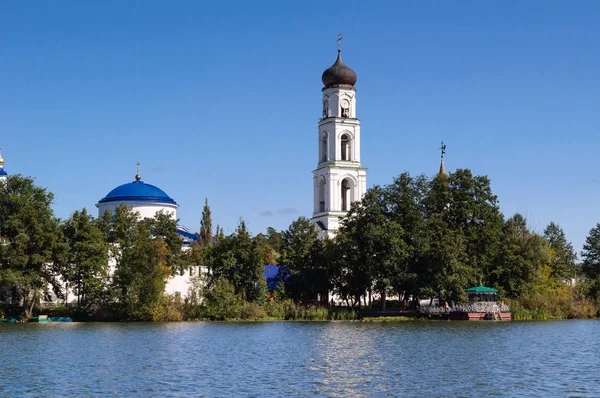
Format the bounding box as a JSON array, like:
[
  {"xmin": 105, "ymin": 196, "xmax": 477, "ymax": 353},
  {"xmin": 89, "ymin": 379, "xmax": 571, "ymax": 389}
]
[
  {"xmin": 438, "ymin": 141, "xmax": 447, "ymax": 176},
  {"xmin": 0, "ymin": 147, "xmax": 4, "ymax": 167},
  {"xmin": 135, "ymin": 161, "xmax": 141, "ymax": 181},
  {"xmin": 439, "ymin": 160, "xmax": 446, "ymax": 176}
]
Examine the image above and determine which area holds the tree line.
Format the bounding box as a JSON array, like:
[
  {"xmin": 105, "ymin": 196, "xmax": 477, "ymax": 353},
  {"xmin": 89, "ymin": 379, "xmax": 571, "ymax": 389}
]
[{"xmin": 2, "ymin": 170, "xmax": 600, "ymax": 321}]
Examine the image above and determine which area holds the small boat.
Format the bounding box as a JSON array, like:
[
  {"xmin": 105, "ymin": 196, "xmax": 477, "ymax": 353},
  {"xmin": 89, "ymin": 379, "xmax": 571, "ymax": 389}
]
[{"xmin": 449, "ymin": 286, "xmax": 511, "ymax": 321}]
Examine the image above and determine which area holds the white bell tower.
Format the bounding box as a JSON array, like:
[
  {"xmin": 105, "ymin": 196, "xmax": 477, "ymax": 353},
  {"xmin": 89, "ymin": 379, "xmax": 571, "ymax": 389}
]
[{"xmin": 312, "ymin": 38, "xmax": 367, "ymax": 239}]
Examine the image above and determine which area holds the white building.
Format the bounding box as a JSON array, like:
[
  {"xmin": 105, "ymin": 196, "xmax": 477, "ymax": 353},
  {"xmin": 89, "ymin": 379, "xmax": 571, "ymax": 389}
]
[
  {"xmin": 96, "ymin": 167, "xmax": 199, "ymax": 297},
  {"xmin": 311, "ymin": 48, "xmax": 367, "ymax": 239}
]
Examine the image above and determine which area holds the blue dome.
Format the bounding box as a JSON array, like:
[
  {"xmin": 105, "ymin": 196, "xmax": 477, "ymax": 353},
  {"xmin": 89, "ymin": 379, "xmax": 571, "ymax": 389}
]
[
  {"xmin": 0, "ymin": 169, "xmax": 6, "ymax": 176},
  {"xmin": 99, "ymin": 180, "xmax": 177, "ymax": 205}
]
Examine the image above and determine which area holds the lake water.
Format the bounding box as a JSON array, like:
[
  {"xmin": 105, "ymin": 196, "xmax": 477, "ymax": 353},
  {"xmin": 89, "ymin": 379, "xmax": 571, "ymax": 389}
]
[{"xmin": 1, "ymin": 320, "xmax": 599, "ymax": 397}]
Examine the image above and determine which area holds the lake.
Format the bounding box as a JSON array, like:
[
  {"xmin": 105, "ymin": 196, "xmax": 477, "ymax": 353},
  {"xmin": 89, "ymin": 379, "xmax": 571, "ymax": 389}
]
[{"xmin": 1, "ymin": 320, "xmax": 599, "ymax": 397}]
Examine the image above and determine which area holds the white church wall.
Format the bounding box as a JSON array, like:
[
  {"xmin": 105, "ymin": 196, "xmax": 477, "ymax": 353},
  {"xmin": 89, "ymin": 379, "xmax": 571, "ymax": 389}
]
[{"xmin": 97, "ymin": 201, "xmax": 178, "ymax": 219}]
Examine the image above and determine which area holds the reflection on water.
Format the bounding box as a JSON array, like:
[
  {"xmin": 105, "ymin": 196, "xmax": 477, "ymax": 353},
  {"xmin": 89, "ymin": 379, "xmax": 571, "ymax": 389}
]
[{"xmin": 1, "ymin": 321, "xmax": 599, "ymax": 396}]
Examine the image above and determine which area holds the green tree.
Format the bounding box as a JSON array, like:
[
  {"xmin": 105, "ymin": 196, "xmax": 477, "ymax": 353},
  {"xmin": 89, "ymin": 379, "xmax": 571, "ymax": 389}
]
[
  {"xmin": 382, "ymin": 173, "xmax": 428, "ymax": 305},
  {"xmin": 105, "ymin": 205, "xmax": 172, "ymax": 320},
  {"xmin": 581, "ymin": 223, "xmax": 600, "ymax": 298},
  {"xmin": 492, "ymin": 214, "xmax": 550, "ymax": 298},
  {"xmin": 205, "ymin": 219, "xmax": 266, "ymax": 302},
  {"xmin": 544, "ymin": 221, "xmax": 578, "ymax": 280},
  {"xmin": 446, "ymin": 169, "xmax": 504, "ymax": 285},
  {"xmin": 335, "ymin": 187, "xmax": 408, "ymax": 309},
  {"xmin": 202, "ymin": 278, "xmax": 242, "ymax": 320},
  {"xmin": 0, "ymin": 175, "xmax": 65, "ymax": 317},
  {"xmin": 61, "ymin": 209, "xmax": 109, "ymax": 308},
  {"xmin": 144, "ymin": 210, "xmax": 187, "ymax": 274},
  {"xmin": 279, "ymin": 217, "xmax": 328, "ymax": 303},
  {"xmin": 199, "ymin": 198, "xmax": 213, "ymax": 247}
]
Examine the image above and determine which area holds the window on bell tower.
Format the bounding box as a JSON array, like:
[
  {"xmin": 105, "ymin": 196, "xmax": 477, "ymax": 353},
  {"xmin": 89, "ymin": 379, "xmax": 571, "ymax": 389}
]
[
  {"xmin": 341, "ymin": 179, "xmax": 351, "ymax": 211},
  {"xmin": 341, "ymin": 134, "xmax": 351, "ymax": 161},
  {"xmin": 321, "ymin": 133, "xmax": 328, "ymax": 162}
]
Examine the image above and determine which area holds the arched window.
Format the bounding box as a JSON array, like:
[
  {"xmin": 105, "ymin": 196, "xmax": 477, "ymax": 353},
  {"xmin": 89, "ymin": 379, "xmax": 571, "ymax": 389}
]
[
  {"xmin": 341, "ymin": 178, "xmax": 352, "ymax": 212},
  {"xmin": 323, "ymin": 99, "xmax": 329, "ymax": 118},
  {"xmin": 341, "ymin": 134, "xmax": 351, "ymax": 161},
  {"xmin": 321, "ymin": 133, "xmax": 328, "ymax": 162},
  {"xmin": 318, "ymin": 176, "xmax": 326, "ymax": 212}
]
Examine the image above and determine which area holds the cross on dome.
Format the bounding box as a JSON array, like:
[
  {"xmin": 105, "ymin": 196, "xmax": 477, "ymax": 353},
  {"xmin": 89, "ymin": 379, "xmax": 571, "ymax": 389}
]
[{"xmin": 135, "ymin": 161, "xmax": 141, "ymax": 181}]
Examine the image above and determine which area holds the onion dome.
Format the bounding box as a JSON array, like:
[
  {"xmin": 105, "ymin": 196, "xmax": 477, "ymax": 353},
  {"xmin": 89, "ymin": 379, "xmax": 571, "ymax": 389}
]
[
  {"xmin": 99, "ymin": 179, "xmax": 177, "ymax": 205},
  {"xmin": 322, "ymin": 51, "xmax": 357, "ymax": 88}
]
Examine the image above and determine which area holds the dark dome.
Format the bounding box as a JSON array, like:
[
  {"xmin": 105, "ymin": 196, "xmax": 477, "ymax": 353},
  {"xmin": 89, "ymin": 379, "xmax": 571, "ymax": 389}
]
[{"xmin": 321, "ymin": 51, "xmax": 357, "ymax": 88}]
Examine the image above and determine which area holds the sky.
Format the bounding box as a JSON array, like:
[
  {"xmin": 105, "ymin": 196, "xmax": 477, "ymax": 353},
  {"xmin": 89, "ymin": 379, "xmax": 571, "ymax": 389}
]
[{"xmin": 2, "ymin": 1, "xmax": 600, "ymax": 253}]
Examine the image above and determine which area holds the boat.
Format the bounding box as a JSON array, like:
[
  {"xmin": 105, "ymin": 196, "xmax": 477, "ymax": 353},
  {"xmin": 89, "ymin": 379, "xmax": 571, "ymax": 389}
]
[{"xmin": 449, "ymin": 286, "xmax": 511, "ymax": 321}]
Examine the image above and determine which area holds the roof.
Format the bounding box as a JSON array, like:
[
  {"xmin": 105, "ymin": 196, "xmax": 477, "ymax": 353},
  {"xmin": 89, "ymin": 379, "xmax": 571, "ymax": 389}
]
[
  {"xmin": 177, "ymin": 228, "xmax": 199, "ymax": 241},
  {"xmin": 466, "ymin": 286, "xmax": 498, "ymax": 293},
  {"xmin": 439, "ymin": 160, "xmax": 446, "ymax": 176},
  {"xmin": 99, "ymin": 180, "xmax": 177, "ymax": 205},
  {"xmin": 322, "ymin": 51, "xmax": 357, "ymax": 88},
  {"xmin": 0, "ymin": 169, "xmax": 6, "ymax": 176}
]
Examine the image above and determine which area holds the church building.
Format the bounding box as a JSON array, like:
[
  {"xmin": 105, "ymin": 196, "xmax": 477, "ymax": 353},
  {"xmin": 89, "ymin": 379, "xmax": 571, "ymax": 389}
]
[
  {"xmin": 95, "ymin": 165, "xmax": 199, "ymax": 297},
  {"xmin": 312, "ymin": 46, "xmax": 367, "ymax": 238}
]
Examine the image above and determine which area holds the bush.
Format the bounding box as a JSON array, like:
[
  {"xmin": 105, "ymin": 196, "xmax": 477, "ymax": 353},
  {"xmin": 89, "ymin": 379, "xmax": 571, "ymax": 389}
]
[
  {"xmin": 240, "ymin": 303, "xmax": 267, "ymax": 320},
  {"xmin": 152, "ymin": 294, "xmax": 183, "ymax": 322},
  {"xmin": 201, "ymin": 278, "xmax": 243, "ymax": 320}
]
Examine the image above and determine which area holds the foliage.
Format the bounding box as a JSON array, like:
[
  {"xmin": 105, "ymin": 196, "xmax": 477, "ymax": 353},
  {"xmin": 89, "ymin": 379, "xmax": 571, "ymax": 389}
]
[
  {"xmin": 201, "ymin": 277, "xmax": 243, "ymax": 320},
  {"xmin": 199, "ymin": 198, "xmax": 213, "ymax": 247},
  {"xmin": 206, "ymin": 219, "xmax": 267, "ymax": 302},
  {"xmin": 103, "ymin": 205, "xmax": 173, "ymax": 321},
  {"xmin": 0, "ymin": 175, "xmax": 65, "ymax": 318},
  {"xmin": 60, "ymin": 209, "xmax": 109, "ymax": 309},
  {"xmin": 544, "ymin": 221, "xmax": 578, "ymax": 281},
  {"xmin": 279, "ymin": 217, "xmax": 328, "ymax": 303}
]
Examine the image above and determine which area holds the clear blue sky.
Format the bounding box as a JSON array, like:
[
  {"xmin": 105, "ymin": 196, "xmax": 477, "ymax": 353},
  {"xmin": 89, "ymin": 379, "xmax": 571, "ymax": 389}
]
[{"xmin": 2, "ymin": 1, "xmax": 599, "ymax": 253}]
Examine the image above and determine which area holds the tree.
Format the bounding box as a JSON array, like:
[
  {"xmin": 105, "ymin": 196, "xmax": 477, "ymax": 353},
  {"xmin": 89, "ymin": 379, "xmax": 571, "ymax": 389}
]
[
  {"xmin": 61, "ymin": 209, "xmax": 109, "ymax": 308},
  {"xmin": 199, "ymin": 198, "xmax": 213, "ymax": 247},
  {"xmin": 491, "ymin": 214, "xmax": 550, "ymax": 298},
  {"xmin": 279, "ymin": 217, "xmax": 327, "ymax": 303},
  {"xmin": 544, "ymin": 221, "xmax": 577, "ymax": 281},
  {"xmin": 581, "ymin": 223, "xmax": 600, "ymax": 284},
  {"xmin": 205, "ymin": 219, "xmax": 266, "ymax": 302},
  {"xmin": 335, "ymin": 187, "xmax": 408, "ymax": 309},
  {"xmin": 382, "ymin": 173, "xmax": 428, "ymax": 305},
  {"xmin": 0, "ymin": 175, "xmax": 65, "ymax": 317},
  {"xmin": 104, "ymin": 205, "xmax": 172, "ymax": 320},
  {"xmin": 446, "ymin": 169, "xmax": 504, "ymax": 285},
  {"xmin": 144, "ymin": 210, "xmax": 187, "ymax": 275}
]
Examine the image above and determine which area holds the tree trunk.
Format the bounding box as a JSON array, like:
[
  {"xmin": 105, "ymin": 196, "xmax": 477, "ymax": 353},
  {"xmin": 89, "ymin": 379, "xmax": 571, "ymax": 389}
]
[{"xmin": 382, "ymin": 288, "xmax": 387, "ymax": 311}]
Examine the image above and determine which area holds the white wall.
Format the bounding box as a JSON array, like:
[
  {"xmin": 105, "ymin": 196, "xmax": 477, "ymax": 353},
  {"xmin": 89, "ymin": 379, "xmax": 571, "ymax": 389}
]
[{"xmin": 96, "ymin": 201, "xmax": 178, "ymax": 219}]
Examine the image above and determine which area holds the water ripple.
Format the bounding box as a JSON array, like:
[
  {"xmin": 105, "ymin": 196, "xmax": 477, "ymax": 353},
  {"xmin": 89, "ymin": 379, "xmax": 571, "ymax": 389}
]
[{"xmin": 1, "ymin": 320, "xmax": 599, "ymax": 396}]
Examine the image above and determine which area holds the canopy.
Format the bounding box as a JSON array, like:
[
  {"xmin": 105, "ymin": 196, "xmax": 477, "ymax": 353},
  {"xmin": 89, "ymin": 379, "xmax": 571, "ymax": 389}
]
[{"xmin": 466, "ymin": 286, "xmax": 498, "ymax": 293}]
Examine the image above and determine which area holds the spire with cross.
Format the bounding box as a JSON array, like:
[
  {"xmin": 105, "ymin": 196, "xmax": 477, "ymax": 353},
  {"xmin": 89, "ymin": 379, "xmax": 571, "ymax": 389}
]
[
  {"xmin": 337, "ymin": 32, "xmax": 343, "ymax": 52},
  {"xmin": 135, "ymin": 161, "xmax": 141, "ymax": 181},
  {"xmin": 439, "ymin": 141, "xmax": 447, "ymax": 176}
]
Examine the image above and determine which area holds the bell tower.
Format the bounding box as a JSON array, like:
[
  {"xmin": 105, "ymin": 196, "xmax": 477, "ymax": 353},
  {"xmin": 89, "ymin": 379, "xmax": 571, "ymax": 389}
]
[{"xmin": 312, "ymin": 37, "xmax": 367, "ymax": 239}]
